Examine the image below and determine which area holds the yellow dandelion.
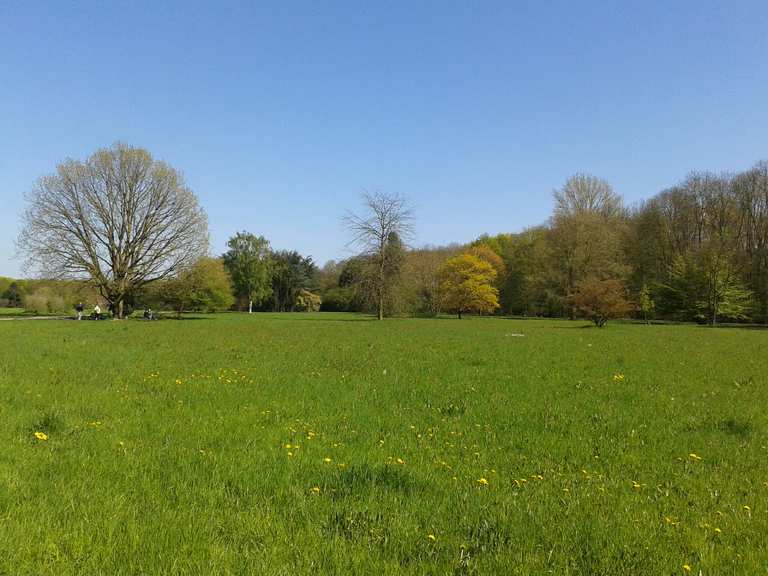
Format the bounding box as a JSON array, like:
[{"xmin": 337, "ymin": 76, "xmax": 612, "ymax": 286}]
[
  {"xmin": 742, "ymin": 505, "xmax": 751, "ymax": 511},
  {"xmin": 688, "ymin": 453, "xmax": 702, "ymax": 462},
  {"xmin": 714, "ymin": 527, "xmax": 722, "ymax": 534},
  {"xmin": 427, "ymin": 534, "xmax": 436, "ymax": 542},
  {"xmin": 682, "ymin": 565, "xmax": 691, "ymax": 573},
  {"xmin": 477, "ymin": 477, "xmax": 489, "ymax": 486},
  {"xmin": 396, "ymin": 458, "xmax": 405, "ymax": 465},
  {"xmin": 323, "ymin": 457, "xmax": 332, "ymax": 464},
  {"xmin": 287, "ymin": 451, "xmax": 294, "ymax": 457},
  {"xmin": 613, "ymin": 373, "xmax": 625, "ymax": 381},
  {"xmin": 309, "ymin": 486, "xmax": 320, "ymax": 494},
  {"xmin": 34, "ymin": 431, "xmax": 48, "ymax": 441}
]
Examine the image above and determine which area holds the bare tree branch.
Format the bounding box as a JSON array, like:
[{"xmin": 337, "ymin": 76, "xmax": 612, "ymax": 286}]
[{"xmin": 17, "ymin": 143, "xmax": 209, "ymax": 318}]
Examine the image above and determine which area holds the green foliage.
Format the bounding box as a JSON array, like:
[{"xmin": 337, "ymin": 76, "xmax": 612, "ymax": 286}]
[
  {"xmin": 438, "ymin": 254, "xmax": 499, "ymax": 318},
  {"xmin": 23, "ymin": 287, "xmax": 68, "ymax": 315},
  {"xmin": 319, "ymin": 286, "xmax": 356, "ymax": 312},
  {"xmin": 161, "ymin": 257, "xmax": 234, "ymax": 315},
  {"xmin": 295, "ymin": 289, "xmax": 322, "ymax": 312},
  {"xmin": 270, "ymin": 250, "xmax": 317, "ymax": 312},
  {"xmin": 638, "ymin": 283, "xmax": 655, "ymax": 323},
  {"xmin": 222, "ymin": 232, "xmax": 273, "ymax": 311},
  {"xmin": 2, "ymin": 315, "xmax": 767, "ymax": 574},
  {"xmin": 657, "ymin": 254, "xmax": 752, "ymax": 324},
  {"xmin": 2, "ymin": 281, "xmax": 27, "ymax": 308}
]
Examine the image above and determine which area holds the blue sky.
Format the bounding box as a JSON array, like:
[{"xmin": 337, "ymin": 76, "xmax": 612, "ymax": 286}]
[{"xmin": 1, "ymin": 1, "xmax": 767, "ymax": 277}]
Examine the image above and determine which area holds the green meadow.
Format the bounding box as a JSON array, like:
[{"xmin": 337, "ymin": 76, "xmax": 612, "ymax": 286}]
[{"xmin": 1, "ymin": 314, "xmax": 766, "ymax": 574}]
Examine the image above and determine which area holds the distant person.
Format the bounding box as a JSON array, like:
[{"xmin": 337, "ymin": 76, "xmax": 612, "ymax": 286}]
[
  {"xmin": 92, "ymin": 304, "xmax": 101, "ymax": 320},
  {"xmin": 143, "ymin": 308, "xmax": 154, "ymax": 321},
  {"xmin": 75, "ymin": 302, "xmax": 84, "ymax": 320}
]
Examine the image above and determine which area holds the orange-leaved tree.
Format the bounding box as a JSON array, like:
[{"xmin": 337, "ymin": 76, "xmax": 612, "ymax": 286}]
[
  {"xmin": 438, "ymin": 254, "xmax": 499, "ymax": 319},
  {"xmin": 570, "ymin": 278, "xmax": 633, "ymax": 327}
]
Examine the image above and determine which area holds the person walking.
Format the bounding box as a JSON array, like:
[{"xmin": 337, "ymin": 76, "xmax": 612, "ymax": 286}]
[
  {"xmin": 92, "ymin": 304, "xmax": 101, "ymax": 320},
  {"xmin": 75, "ymin": 302, "xmax": 84, "ymax": 320}
]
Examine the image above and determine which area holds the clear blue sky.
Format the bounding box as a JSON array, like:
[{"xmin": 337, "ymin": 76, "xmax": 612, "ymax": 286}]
[{"xmin": 1, "ymin": 1, "xmax": 767, "ymax": 277}]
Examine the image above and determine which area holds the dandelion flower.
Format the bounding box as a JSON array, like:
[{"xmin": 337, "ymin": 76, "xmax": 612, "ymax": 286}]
[
  {"xmin": 396, "ymin": 458, "xmax": 405, "ymax": 465},
  {"xmin": 682, "ymin": 565, "xmax": 691, "ymax": 573},
  {"xmin": 477, "ymin": 477, "xmax": 489, "ymax": 486},
  {"xmin": 714, "ymin": 527, "xmax": 722, "ymax": 534},
  {"xmin": 310, "ymin": 486, "xmax": 320, "ymax": 494},
  {"xmin": 426, "ymin": 534, "xmax": 436, "ymax": 542},
  {"xmin": 323, "ymin": 457, "xmax": 332, "ymax": 464},
  {"xmin": 34, "ymin": 431, "xmax": 48, "ymax": 441},
  {"xmin": 742, "ymin": 505, "xmax": 751, "ymax": 511},
  {"xmin": 613, "ymin": 373, "xmax": 625, "ymax": 382},
  {"xmin": 688, "ymin": 453, "xmax": 702, "ymax": 462}
]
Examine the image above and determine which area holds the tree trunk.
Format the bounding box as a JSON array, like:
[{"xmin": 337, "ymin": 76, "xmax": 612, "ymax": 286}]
[
  {"xmin": 117, "ymin": 299, "xmax": 124, "ymax": 320},
  {"xmin": 458, "ymin": 310, "xmax": 462, "ymax": 319}
]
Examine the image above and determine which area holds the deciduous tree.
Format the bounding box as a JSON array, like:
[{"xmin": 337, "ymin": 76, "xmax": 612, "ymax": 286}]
[
  {"xmin": 570, "ymin": 278, "xmax": 633, "ymax": 327},
  {"xmin": 18, "ymin": 143, "xmax": 209, "ymax": 318},
  {"xmin": 344, "ymin": 192, "xmax": 413, "ymax": 320},
  {"xmin": 161, "ymin": 257, "xmax": 234, "ymax": 317},
  {"xmin": 438, "ymin": 254, "xmax": 499, "ymax": 319},
  {"xmin": 222, "ymin": 232, "xmax": 272, "ymax": 313}
]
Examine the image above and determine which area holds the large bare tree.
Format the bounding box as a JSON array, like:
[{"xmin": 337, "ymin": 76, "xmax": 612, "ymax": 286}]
[
  {"xmin": 344, "ymin": 191, "xmax": 413, "ymax": 320},
  {"xmin": 18, "ymin": 143, "xmax": 209, "ymax": 318}
]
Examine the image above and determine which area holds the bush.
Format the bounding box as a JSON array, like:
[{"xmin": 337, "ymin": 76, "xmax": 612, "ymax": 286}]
[
  {"xmin": 320, "ymin": 287, "xmax": 354, "ymax": 312},
  {"xmin": 296, "ymin": 289, "xmax": 322, "ymax": 312},
  {"xmin": 24, "ymin": 290, "xmax": 67, "ymax": 314}
]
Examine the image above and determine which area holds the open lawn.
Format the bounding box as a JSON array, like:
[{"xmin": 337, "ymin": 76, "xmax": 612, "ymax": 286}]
[
  {"xmin": 1, "ymin": 314, "xmax": 767, "ymax": 574},
  {"xmin": 0, "ymin": 308, "xmax": 29, "ymax": 317}
]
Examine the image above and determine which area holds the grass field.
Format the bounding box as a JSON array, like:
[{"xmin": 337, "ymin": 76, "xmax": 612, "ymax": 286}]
[
  {"xmin": 1, "ymin": 314, "xmax": 767, "ymax": 574},
  {"xmin": 0, "ymin": 308, "xmax": 29, "ymax": 317}
]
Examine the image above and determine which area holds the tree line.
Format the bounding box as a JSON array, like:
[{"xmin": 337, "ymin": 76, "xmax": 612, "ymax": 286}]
[{"xmin": 11, "ymin": 143, "xmax": 768, "ymax": 324}]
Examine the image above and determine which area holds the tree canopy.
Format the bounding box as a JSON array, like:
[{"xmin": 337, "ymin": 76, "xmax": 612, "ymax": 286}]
[
  {"xmin": 438, "ymin": 254, "xmax": 499, "ymax": 319},
  {"xmin": 17, "ymin": 143, "xmax": 209, "ymax": 318},
  {"xmin": 222, "ymin": 232, "xmax": 272, "ymax": 313}
]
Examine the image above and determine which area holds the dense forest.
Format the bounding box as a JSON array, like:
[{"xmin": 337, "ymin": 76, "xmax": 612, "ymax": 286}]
[
  {"xmin": 317, "ymin": 161, "xmax": 768, "ymax": 324},
  {"xmin": 5, "ymin": 160, "xmax": 768, "ymax": 324}
]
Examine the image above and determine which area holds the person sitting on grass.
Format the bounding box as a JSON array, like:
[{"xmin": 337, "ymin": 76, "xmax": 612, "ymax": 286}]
[{"xmin": 143, "ymin": 308, "xmax": 154, "ymax": 321}]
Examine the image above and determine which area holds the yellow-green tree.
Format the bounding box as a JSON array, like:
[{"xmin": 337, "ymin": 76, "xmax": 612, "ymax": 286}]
[
  {"xmin": 438, "ymin": 254, "xmax": 499, "ymax": 319},
  {"xmin": 161, "ymin": 257, "xmax": 234, "ymax": 317},
  {"xmin": 464, "ymin": 245, "xmax": 506, "ymax": 289}
]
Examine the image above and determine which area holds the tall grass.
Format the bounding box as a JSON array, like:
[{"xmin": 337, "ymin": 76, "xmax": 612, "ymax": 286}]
[{"xmin": 1, "ymin": 314, "xmax": 766, "ymax": 574}]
